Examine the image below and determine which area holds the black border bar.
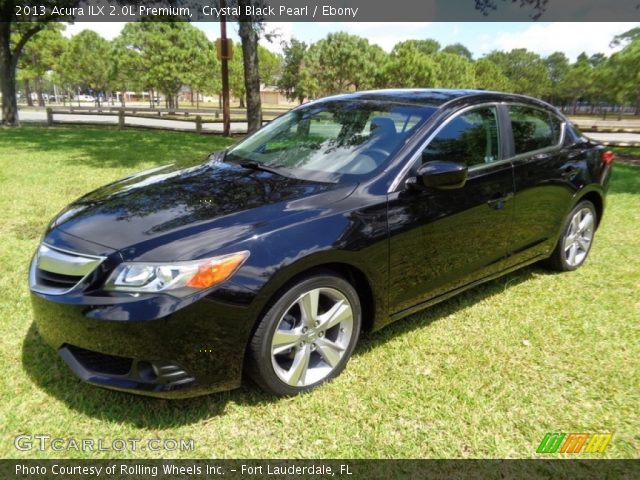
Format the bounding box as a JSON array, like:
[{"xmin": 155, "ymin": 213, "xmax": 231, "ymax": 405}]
[
  {"xmin": 10, "ymin": 0, "xmax": 640, "ymax": 22},
  {"xmin": 2, "ymin": 459, "xmax": 640, "ymax": 479}
]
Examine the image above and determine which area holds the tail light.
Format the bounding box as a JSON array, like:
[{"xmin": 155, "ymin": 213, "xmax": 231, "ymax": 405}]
[{"xmin": 602, "ymin": 150, "xmax": 614, "ymax": 166}]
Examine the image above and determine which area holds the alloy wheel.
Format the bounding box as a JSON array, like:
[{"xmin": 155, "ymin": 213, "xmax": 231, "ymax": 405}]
[
  {"xmin": 270, "ymin": 287, "xmax": 354, "ymax": 387},
  {"xmin": 564, "ymin": 207, "xmax": 595, "ymax": 267}
]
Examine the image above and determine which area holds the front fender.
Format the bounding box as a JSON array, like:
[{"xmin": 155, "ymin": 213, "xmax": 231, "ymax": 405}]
[{"xmin": 230, "ymin": 202, "xmax": 390, "ymax": 331}]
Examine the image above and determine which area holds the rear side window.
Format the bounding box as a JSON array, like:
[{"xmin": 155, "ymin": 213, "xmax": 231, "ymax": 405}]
[
  {"xmin": 508, "ymin": 106, "xmax": 557, "ymax": 155},
  {"xmin": 422, "ymin": 106, "xmax": 500, "ymax": 167}
]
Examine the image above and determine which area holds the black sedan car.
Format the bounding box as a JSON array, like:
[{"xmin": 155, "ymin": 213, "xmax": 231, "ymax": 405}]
[{"xmin": 29, "ymin": 89, "xmax": 612, "ymax": 397}]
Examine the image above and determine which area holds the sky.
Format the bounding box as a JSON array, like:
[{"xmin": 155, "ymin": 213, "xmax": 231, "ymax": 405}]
[{"xmin": 64, "ymin": 22, "xmax": 639, "ymax": 62}]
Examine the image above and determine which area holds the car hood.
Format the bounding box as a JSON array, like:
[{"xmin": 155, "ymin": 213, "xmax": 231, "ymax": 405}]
[{"xmin": 45, "ymin": 159, "xmax": 353, "ymax": 261}]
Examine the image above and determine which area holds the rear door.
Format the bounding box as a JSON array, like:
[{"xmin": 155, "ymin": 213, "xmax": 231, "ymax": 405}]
[{"xmin": 507, "ymin": 105, "xmax": 577, "ymax": 262}]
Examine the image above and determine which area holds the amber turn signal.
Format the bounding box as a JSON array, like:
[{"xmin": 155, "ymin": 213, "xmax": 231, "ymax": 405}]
[{"xmin": 186, "ymin": 252, "xmax": 250, "ymax": 289}]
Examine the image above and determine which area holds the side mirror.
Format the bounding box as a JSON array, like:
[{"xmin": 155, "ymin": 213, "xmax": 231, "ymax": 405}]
[{"xmin": 413, "ymin": 160, "xmax": 468, "ymax": 190}]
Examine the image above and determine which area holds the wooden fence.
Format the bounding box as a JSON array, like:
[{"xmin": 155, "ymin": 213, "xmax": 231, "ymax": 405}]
[{"xmin": 44, "ymin": 106, "xmax": 276, "ymax": 134}]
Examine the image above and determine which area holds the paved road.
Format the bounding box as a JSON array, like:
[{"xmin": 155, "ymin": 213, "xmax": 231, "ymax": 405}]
[
  {"xmin": 585, "ymin": 132, "xmax": 640, "ymax": 145},
  {"xmin": 571, "ymin": 118, "xmax": 640, "ymax": 129},
  {"xmin": 11, "ymin": 109, "xmax": 640, "ymax": 145}
]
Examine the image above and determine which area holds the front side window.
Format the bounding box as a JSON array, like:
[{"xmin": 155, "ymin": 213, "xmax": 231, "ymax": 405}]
[
  {"xmin": 549, "ymin": 113, "xmax": 564, "ymax": 144},
  {"xmin": 225, "ymin": 100, "xmax": 436, "ymax": 182},
  {"xmin": 509, "ymin": 105, "xmax": 556, "ymax": 155},
  {"xmin": 422, "ymin": 107, "xmax": 500, "ymax": 167}
]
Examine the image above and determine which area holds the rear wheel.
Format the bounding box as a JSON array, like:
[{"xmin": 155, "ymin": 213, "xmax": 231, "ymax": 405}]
[
  {"xmin": 246, "ymin": 274, "xmax": 361, "ymax": 396},
  {"xmin": 545, "ymin": 200, "xmax": 597, "ymax": 272}
]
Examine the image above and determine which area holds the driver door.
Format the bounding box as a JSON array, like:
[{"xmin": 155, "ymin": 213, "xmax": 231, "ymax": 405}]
[{"xmin": 388, "ymin": 105, "xmax": 516, "ymax": 314}]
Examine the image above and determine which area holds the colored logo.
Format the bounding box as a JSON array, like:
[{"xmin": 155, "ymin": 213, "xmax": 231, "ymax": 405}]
[{"xmin": 537, "ymin": 433, "xmax": 613, "ymax": 454}]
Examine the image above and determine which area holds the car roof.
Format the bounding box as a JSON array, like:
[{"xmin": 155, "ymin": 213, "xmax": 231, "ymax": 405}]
[{"xmin": 319, "ymin": 88, "xmax": 554, "ymax": 111}]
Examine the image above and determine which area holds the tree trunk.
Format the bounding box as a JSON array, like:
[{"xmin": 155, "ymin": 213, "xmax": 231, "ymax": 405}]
[
  {"xmin": 25, "ymin": 79, "xmax": 33, "ymax": 107},
  {"xmin": 238, "ymin": 17, "xmax": 262, "ymax": 133},
  {"xmin": 190, "ymin": 87, "xmax": 195, "ymax": 106},
  {"xmin": 239, "ymin": 96, "xmax": 245, "ymax": 109},
  {"xmin": 35, "ymin": 77, "xmax": 45, "ymax": 107},
  {"xmin": 0, "ymin": 22, "xmax": 19, "ymax": 126}
]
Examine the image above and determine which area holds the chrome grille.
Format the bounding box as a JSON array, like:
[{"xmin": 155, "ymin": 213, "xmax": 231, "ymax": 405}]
[
  {"xmin": 29, "ymin": 243, "xmax": 106, "ymax": 295},
  {"xmin": 36, "ymin": 269, "xmax": 83, "ymax": 288}
]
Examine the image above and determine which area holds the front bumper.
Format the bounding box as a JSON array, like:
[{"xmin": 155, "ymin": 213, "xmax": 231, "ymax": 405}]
[{"xmin": 30, "ymin": 285, "xmax": 258, "ymax": 398}]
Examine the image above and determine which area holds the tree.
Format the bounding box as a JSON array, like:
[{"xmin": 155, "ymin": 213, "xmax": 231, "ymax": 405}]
[
  {"xmin": 16, "ymin": 24, "xmax": 66, "ymax": 107},
  {"xmin": 366, "ymin": 44, "xmax": 389, "ymax": 89},
  {"xmin": 610, "ymin": 27, "xmax": 640, "ymax": 47},
  {"xmin": 1, "ymin": 2, "xmax": 69, "ymax": 124},
  {"xmin": 474, "ymin": 58, "xmax": 511, "ymax": 91},
  {"xmin": 558, "ymin": 54, "xmax": 593, "ymax": 114},
  {"xmin": 278, "ymin": 38, "xmax": 308, "ymax": 104},
  {"xmin": 588, "ymin": 59, "xmax": 619, "ymax": 116},
  {"xmin": 305, "ymin": 32, "xmax": 387, "ymax": 95},
  {"xmin": 433, "ymin": 52, "xmax": 475, "ymax": 88},
  {"xmin": 237, "ymin": 0, "xmax": 262, "ymax": 133},
  {"xmin": 57, "ymin": 30, "xmax": 111, "ymax": 106},
  {"xmin": 442, "ymin": 43, "xmax": 473, "ymax": 60},
  {"xmin": 384, "ymin": 42, "xmax": 440, "ymax": 88},
  {"xmin": 394, "ymin": 39, "xmax": 441, "ymax": 56},
  {"xmin": 187, "ymin": 40, "xmax": 221, "ymax": 109},
  {"xmin": 258, "ymin": 45, "xmax": 281, "ymax": 86},
  {"xmin": 110, "ymin": 34, "xmax": 143, "ymax": 107},
  {"xmin": 544, "ymin": 52, "xmax": 569, "ymax": 104},
  {"xmin": 589, "ymin": 53, "xmax": 607, "ymax": 68},
  {"xmin": 483, "ymin": 49, "xmax": 550, "ymax": 97},
  {"xmin": 611, "ymin": 38, "xmax": 640, "ymax": 114},
  {"xmin": 229, "ymin": 48, "xmax": 246, "ymax": 107},
  {"xmin": 114, "ymin": 22, "xmax": 210, "ymax": 110}
]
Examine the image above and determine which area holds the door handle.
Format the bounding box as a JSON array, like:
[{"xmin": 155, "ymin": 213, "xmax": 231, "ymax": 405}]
[{"xmin": 487, "ymin": 192, "xmax": 513, "ymax": 209}]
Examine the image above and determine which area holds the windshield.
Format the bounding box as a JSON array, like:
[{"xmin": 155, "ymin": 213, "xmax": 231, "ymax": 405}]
[{"xmin": 226, "ymin": 100, "xmax": 436, "ymax": 183}]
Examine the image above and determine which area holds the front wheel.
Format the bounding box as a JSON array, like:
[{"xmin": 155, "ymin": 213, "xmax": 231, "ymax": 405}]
[
  {"xmin": 246, "ymin": 274, "xmax": 361, "ymax": 396},
  {"xmin": 545, "ymin": 200, "xmax": 597, "ymax": 272}
]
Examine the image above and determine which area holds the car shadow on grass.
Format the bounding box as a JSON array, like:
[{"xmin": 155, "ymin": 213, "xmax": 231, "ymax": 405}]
[
  {"xmin": 356, "ymin": 265, "xmax": 542, "ymax": 355},
  {"xmin": 21, "ymin": 265, "xmax": 547, "ymax": 429},
  {"xmin": 20, "ymin": 322, "xmax": 273, "ymax": 429}
]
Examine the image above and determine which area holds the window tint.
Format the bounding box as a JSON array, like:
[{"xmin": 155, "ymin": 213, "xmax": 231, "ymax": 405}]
[
  {"xmin": 422, "ymin": 107, "xmax": 500, "ymax": 167},
  {"xmin": 509, "ymin": 106, "xmax": 556, "ymax": 155}
]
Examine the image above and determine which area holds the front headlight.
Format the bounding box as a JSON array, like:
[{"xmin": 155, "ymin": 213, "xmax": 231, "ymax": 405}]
[{"xmin": 104, "ymin": 251, "xmax": 249, "ymax": 296}]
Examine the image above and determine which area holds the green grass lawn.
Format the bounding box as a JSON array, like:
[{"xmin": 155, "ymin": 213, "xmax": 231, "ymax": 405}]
[{"xmin": 0, "ymin": 126, "xmax": 638, "ymax": 459}]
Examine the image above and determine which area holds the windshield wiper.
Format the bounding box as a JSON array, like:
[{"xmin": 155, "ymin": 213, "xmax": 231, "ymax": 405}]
[{"xmin": 239, "ymin": 160, "xmax": 289, "ymax": 178}]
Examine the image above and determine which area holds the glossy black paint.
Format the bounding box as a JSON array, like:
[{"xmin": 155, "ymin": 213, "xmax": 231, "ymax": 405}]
[
  {"xmin": 29, "ymin": 89, "xmax": 611, "ymax": 397},
  {"xmin": 415, "ymin": 161, "xmax": 468, "ymax": 189}
]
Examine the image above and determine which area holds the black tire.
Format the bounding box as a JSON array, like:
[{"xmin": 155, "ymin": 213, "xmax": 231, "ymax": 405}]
[
  {"xmin": 246, "ymin": 273, "xmax": 361, "ymax": 396},
  {"xmin": 544, "ymin": 200, "xmax": 597, "ymax": 272}
]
